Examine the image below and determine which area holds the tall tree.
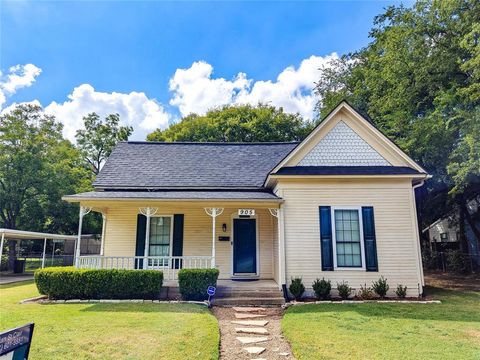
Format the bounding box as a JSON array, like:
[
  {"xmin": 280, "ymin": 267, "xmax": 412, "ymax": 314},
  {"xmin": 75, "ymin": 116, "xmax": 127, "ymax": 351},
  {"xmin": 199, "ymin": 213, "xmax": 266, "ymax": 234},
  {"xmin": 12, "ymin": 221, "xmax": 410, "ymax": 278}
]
[
  {"xmin": 147, "ymin": 104, "xmax": 313, "ymax": 142},
  {"xmin": 314, "ymin": 0, "xmax": 480, "ymax": 250},
  {"xmin": 0, "ymin": 104, "xmax": 93, "ymax": 269},
  {"xmin": 76, "ymin": 113, "xmax": 133, "ymax": 175}
]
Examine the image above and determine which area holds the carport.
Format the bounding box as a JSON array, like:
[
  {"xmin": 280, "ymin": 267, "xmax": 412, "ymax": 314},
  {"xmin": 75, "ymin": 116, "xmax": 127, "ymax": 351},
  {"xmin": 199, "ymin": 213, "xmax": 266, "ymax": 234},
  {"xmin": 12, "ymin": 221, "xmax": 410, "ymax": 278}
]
[{"xmin": 0, "ymin": 229, "xmax": 77, "ymax": 272}]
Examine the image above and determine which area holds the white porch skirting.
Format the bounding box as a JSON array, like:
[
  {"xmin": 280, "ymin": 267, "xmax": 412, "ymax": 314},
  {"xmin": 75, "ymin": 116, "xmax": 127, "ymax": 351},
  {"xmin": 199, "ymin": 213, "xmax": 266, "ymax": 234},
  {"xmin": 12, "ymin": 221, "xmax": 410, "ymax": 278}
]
[{"xmin": 76, "ymin": 255, "xmax": 213, "ymax": 281}]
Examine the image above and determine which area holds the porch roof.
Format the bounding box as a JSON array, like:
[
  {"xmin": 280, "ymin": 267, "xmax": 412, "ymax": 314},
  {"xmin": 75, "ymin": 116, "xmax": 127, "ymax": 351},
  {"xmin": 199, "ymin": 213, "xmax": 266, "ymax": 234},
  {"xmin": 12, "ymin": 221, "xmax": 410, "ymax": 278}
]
[{"xmin": 63, "ymin": 190, "xmax": 283, "ymax": 202}]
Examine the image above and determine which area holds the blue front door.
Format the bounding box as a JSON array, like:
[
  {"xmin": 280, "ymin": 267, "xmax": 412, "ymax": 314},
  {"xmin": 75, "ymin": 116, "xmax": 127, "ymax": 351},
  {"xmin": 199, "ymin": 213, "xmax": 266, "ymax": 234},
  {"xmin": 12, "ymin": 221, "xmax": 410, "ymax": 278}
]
[{"xmin": 233, "ymin": 219, "xmax": 257, "ymax": 274}]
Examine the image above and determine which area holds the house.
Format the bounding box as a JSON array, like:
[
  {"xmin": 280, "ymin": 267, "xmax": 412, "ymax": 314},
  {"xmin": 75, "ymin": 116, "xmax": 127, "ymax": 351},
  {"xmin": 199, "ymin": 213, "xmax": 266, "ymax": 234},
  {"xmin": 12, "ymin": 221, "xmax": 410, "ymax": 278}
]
[
  {"xmin": 63, "ymin": 101, "xmax": 429, "ymax": 298},
  {"xmin": 423, "ymin": 198, "xmax": 480, "ymax": 260}
]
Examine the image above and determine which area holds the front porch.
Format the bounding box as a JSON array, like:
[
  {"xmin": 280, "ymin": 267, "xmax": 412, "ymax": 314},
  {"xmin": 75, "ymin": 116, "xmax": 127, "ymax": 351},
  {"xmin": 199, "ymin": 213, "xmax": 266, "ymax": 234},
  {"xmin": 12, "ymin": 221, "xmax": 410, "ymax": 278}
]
[
  {"xmin": 71, "ymin": 200, "xmax": 285, "ymax": 286},
  {"xmin": 77, "ymin": 255, "xmax": 213, "ymax": 281}
]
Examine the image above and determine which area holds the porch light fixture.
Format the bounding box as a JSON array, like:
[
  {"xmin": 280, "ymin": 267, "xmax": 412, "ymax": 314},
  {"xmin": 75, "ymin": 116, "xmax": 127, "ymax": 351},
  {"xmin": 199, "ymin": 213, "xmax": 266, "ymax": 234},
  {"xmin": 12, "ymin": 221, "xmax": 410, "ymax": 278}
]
[{"xmin": 222, "ymin": 223, "xmax": 227, "ymax": 232}]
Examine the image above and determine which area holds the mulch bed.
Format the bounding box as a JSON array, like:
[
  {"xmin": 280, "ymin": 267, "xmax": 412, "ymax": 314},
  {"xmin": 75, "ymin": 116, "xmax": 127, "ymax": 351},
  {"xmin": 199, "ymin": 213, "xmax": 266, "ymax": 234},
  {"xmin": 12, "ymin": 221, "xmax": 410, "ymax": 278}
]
[{"xmin": 424, "ymin": 271, "xmax": 480, "ymax": 291}]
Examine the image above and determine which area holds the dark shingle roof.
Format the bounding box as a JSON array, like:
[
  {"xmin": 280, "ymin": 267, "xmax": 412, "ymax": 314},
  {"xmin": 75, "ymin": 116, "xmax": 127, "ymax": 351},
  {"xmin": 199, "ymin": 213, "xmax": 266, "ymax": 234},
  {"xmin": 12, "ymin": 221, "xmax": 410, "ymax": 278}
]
[
  {"xmin": 94, "ymin": 142, "xmax": 298, "ymax": 189},
  {"xmin": 64, "ymin": 190, "xmax": 281, "ymax": 201},
  {"xmin": 273, "ymin": 166, "xmax": 424, "ymax": 176}
]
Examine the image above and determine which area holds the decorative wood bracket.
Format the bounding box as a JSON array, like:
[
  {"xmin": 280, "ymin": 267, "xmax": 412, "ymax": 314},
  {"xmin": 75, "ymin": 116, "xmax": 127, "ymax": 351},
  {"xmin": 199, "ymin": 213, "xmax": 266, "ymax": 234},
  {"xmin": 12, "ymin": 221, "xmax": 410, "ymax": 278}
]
[{"xmin": 268, "ymin": 208, "xmax": 279, "ymax": 218}]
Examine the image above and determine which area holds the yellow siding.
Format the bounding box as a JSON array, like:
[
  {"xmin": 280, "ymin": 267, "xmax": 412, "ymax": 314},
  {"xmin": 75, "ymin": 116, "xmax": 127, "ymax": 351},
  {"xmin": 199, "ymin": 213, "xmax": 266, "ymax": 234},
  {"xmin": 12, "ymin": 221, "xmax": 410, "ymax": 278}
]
[
  {"xmin": 99, "ymin": 204, "xmax": 276, "ymax": 280},
  {"xmin": 277, "ymin": 178, "xmax": 423, "ymax": 296}
]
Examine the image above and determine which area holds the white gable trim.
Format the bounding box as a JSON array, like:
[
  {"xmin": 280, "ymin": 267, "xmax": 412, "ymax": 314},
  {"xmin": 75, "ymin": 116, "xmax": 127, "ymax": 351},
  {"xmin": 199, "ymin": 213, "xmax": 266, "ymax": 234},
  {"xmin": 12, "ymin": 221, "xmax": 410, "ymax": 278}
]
[{"xmin": 269, "ymin": 101, "xmax": 428, "ymax": 176}]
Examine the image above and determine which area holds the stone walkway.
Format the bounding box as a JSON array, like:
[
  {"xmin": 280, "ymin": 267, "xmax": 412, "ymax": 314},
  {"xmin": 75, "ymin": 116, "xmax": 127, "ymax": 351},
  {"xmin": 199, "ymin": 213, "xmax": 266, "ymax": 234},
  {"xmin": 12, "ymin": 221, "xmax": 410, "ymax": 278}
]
[{"xmin": 212, "ymin": 306, "xmax": 295, "ymax": 360}]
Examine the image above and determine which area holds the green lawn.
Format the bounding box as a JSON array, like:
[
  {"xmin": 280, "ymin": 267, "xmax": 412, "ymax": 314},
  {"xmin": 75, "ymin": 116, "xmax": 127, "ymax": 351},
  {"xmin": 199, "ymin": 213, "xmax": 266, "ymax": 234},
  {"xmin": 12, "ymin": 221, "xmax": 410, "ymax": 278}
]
[
  {"xmin": 283, "ymin": 287, "xmax": 480, "ymax": 360},
  {"xmin": 0, "ymin": 281, "xmax": 219, "ymax": 360}
]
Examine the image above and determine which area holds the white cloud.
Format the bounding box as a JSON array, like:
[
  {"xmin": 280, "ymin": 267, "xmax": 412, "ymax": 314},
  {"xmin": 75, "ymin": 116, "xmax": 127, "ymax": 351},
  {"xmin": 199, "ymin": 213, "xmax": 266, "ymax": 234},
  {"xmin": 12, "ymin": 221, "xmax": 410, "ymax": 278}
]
[
  {"xmin": 2, "ymin": 54, "xmax": 338, "ymax": 141},
  {"xmin": 169, "ymin": 61, "xmax": 251, "ymax": 116},
  {"xmin": 169, "ymin": 53, "xmax": 339, "ymax": 119},
  {"xmin": 0, "ymin": 64, "xmax": 42, "ymax": 108},
  {"xmin": 44, "ymin": 84, "xmax": 170, "ymax": 141}
]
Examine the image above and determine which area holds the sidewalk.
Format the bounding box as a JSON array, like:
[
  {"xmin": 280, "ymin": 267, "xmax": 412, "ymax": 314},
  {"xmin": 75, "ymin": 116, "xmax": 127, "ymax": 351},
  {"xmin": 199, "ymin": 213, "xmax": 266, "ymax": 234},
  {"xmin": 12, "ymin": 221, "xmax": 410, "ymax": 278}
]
[{"xmin": 0, "ymin": 273, "xmax": 34, "ymax": 285}]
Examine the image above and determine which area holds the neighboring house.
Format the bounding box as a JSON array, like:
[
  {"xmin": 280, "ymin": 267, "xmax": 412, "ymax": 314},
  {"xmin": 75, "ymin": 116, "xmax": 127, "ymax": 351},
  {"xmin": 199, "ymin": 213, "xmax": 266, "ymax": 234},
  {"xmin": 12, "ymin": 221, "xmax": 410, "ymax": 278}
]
[
  {"xmin": 423, "ymin": 198, "xmax": 480, "ymax": 260},
  {"xmin": 63, "ymin": 101, "xmax": 429, "ymax": 297}
]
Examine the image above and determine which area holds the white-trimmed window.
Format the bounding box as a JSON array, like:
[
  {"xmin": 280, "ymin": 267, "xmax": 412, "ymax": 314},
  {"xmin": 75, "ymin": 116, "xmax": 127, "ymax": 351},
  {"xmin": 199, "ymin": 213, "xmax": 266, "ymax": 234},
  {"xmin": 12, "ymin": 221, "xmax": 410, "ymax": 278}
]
[
  {"xmin": 149, "ymin": 216, "xmax": 173, "ymax": 266},
  {"xmin": 332, "ymin": 207, "xmax": 365, "ymax": 269}
]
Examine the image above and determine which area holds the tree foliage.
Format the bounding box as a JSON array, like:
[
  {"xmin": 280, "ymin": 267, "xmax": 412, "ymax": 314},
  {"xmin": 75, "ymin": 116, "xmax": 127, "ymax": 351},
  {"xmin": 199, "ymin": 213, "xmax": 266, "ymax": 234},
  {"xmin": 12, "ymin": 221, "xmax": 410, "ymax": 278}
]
[
  {"xmin": 315, "ymin": 0, "xmax": 480, "ymax": 246},
  {"xmin": 76, "ymin": 113, "xmax": 133, "ymax": 175},
  {"xmin": 0, "ymin": 105, "xmax": 98, "ymax": 268},
  {"xmin": 147, "ymin": 104, "xmax": 313, "ymax": 142},
  {"xmin": 0, "ymin": 104, "xmax": 92, "ymax": 232}
]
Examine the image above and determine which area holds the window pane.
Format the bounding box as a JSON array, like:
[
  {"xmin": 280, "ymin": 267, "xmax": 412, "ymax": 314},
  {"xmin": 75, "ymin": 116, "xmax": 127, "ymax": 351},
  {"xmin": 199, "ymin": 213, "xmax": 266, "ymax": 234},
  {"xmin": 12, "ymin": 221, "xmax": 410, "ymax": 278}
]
[{"xmin": 335, "ymin": 210, "xmax": 362, "ymax": 267}]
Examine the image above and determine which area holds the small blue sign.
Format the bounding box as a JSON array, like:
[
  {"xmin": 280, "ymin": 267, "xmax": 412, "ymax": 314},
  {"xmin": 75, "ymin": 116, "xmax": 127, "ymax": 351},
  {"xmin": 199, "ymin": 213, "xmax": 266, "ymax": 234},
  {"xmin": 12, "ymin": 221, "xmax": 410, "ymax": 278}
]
[{"xmin": 207, "ymin": 286, "xmax": 216, "ymax": 296}]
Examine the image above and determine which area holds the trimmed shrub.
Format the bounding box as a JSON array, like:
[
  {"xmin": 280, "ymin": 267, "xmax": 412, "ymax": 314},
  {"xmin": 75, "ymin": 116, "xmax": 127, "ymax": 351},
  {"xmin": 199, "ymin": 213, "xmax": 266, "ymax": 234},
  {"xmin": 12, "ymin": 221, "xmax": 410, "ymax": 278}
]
[
  {"xmin": 312, "ymin": 278, "xmax": 331, "ymax": 300},
  {"xmin": 35, "ymin": 266, "xmax": 163, "ymax": 300},
  {"xmin": 289, "ymin": 277, "xmax": 305, "ymax": 300},
  {"xmin": 357, "ymin": 284, "xmax": 374, "ymax": 300},
  {"xmin": 178, "ymin": 268, "xmax": 219, "ymax": 301},
  {"xmin": 395, "ymin": 284, "xmax": 408, "ymax": 298},
  {"xmin": 336, "ymin": 281, "xmax": 352, "ymax": 299},
  {"xmin": 372, "ymin": 276, "xmax": 389, "ymax": 299}
]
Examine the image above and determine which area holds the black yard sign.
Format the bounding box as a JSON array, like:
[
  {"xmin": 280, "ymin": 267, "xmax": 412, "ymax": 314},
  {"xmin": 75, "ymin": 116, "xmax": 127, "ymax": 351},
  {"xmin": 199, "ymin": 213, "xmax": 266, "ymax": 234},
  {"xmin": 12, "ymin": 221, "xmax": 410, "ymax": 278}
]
[{"xmin": 0, "ymin": 323, "xmax": 34, "ymax": 360}]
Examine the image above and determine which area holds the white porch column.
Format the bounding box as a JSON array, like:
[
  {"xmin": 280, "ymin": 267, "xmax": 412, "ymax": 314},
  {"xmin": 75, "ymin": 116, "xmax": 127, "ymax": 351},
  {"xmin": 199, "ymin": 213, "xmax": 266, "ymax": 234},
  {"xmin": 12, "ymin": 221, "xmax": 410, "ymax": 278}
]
[
  {"xmin": 41, "ymin": 238, "xmax": 47, "ymax": 268},
  {"xmin": 0, "ymin": 232, "xmax": 4, "ymax": 270},
  {"xmin": 204, "ymin": 208, "xmax": 224, "ymax": 269},
  {"xmin": 75, "ymin": 206, "xmax": 92, "ymax": 267},
  {"xmin": 100, "ymin": 213, "xmax": 107, "ymax": 256},
  {"xmin": 270, "ymin": 203, "xmax": 287, "ymax": 287},
  {"xmin": 139, "ymin": 207, "xmax": 158, "ymax": 269},
  {"xmin": 269, "ymin": 207, "xmax": 286, "ymax": 288}
]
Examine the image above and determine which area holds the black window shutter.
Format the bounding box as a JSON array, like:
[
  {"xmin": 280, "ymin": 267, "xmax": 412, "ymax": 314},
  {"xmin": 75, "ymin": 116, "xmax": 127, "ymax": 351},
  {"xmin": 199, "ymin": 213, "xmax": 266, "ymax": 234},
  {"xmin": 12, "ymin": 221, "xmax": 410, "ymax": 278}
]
[
  {"xmin": 362, "ymin": 206, "xmax": 378, "ymax": 271},
  {"xmin": 135, "ymin": 214, "xmax": 147, "ymax": 269},
  {"xmin": 172, "ymin": 214, "xmax": 184, "ymax": 269},
  {"xmin": 319, "ymin": 206, "xmax": 334, "ymax": 271}
]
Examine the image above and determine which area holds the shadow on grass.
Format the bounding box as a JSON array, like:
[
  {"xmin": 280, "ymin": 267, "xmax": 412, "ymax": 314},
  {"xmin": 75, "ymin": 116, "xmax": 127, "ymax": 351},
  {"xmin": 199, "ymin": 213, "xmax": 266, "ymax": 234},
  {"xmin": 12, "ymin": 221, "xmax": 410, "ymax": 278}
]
[{"xmin": 286, "ymin": 287, "xmax": 480, "ymax": 323}]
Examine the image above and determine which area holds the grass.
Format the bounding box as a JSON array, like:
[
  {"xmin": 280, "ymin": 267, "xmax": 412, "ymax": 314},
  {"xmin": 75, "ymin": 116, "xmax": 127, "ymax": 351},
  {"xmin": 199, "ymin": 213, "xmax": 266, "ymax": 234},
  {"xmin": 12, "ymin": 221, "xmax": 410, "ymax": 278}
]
[
  {"xmin": 0, "ymin": 281, "xmax": 219, "ymax": 360},
  {"xmin": 282, "ymin": 287, "xmax": 480, "ymax": 360}
]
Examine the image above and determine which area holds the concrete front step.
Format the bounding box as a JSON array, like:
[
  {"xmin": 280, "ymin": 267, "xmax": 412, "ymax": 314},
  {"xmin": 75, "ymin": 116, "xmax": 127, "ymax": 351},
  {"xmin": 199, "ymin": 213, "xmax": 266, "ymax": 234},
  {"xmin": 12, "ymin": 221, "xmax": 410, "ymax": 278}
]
[
  {"xmin": 216, "ymin": 289, "xmax": 283, "ymax": 298},
  {"xmin": 212, "ymin": 297, "xmax": 285, "ymax": 306}
]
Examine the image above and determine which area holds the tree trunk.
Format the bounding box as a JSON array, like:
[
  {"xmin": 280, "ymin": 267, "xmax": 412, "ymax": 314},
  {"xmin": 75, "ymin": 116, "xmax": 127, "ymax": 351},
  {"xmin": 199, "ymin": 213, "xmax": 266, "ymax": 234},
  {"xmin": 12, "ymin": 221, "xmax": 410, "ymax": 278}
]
[
  {"xmin": 462, "ymin": 203, "xmax": 480, "ymax": 254},
  {"xmin": 7, "ymin": 240, "xmax": 16, "ymax": 271},
  {"xmin": 458, "ymin": 203, "xmax": 469, "ymax": 254},
  {"xmin": 4, "ymin": 216, "xmax": 18, "ymax": 272}
]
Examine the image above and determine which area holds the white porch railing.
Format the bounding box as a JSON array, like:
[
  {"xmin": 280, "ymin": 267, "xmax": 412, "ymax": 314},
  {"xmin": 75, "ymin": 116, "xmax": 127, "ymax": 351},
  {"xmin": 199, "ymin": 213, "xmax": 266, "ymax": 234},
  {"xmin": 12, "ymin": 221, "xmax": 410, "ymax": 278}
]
[{"xmin": 76, "ymin": 256, "xmax": 213, "ymax": 281}]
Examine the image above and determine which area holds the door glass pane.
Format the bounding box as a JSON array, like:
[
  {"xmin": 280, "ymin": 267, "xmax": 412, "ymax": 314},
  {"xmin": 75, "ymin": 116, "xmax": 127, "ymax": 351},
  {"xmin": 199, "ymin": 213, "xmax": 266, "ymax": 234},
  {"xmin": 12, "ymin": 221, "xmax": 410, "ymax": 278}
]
[{"xmin": 335, "ymin": 210, "xmax": 362, "ymax": 267}]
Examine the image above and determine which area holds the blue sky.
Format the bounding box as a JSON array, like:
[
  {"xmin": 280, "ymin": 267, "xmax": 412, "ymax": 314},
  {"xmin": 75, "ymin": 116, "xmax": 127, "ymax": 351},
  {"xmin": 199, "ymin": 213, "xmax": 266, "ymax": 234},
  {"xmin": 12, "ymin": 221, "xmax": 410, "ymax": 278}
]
[{"xmin": 1, "ymin": 1, "xmax": 411, "ymax": 140}]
